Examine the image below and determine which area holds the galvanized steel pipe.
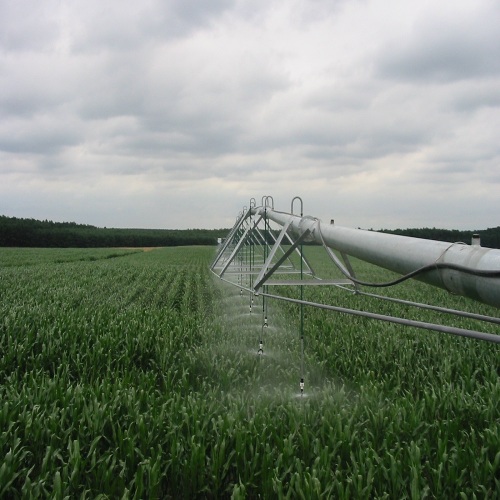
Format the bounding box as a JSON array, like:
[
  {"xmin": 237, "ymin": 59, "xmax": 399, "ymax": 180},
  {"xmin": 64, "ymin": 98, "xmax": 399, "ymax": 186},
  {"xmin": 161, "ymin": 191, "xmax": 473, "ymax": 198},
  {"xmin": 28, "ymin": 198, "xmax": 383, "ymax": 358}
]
[{"xmin": 252, "ymin": 207, "xmax": 500, "ymax": 309}]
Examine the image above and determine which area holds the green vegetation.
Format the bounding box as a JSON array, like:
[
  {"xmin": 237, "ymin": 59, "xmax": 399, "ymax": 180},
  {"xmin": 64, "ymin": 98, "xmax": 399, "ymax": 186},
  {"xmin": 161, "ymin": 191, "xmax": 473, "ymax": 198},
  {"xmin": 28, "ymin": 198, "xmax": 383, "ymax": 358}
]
[
  {"xmin": 0, "ymin": 215, "xmax": 228, "ymax": 247},
  {"xmin": 378, "ymin": 226, "xmax": 500, "ymax": 249},
  {"xmin": 0, "ymin": 246, "xmax": 498, "ymax": 498},
  {"xmin": 3, "ymin": 214, "xmax": 500, "ymax": 249}
]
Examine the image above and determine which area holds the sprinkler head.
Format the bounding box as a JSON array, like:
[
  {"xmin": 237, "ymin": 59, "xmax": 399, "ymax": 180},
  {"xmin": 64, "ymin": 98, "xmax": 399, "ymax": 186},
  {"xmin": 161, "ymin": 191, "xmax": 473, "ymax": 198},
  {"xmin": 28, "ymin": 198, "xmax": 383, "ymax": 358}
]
[
  {"xmin": 258, "ymin": 341, "xmax": 264, "ymax": 355},
  {"xmin": 264, "ymin": 316, "xmax": 268, "ymax": 328},
  {"xmin": 300, "ymin": 378, "xmax": 305, "ymax": 395}
]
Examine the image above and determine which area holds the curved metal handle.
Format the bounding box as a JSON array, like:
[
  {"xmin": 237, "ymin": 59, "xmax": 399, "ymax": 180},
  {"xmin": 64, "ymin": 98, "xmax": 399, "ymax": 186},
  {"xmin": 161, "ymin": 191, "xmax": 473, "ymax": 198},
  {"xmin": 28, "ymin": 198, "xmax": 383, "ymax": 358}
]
[
  {"xmin": 291, "ymin": 196, "xmax": 303, "ymax": 217},
  {"xmin": 262, "ymin": 195, "xmax": 274, "ymax": 209}
]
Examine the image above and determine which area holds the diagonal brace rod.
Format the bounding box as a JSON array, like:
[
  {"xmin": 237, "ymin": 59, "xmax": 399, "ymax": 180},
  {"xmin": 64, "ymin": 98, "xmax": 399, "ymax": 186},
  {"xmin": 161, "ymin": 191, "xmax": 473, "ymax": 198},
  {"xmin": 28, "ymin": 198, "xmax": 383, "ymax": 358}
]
[
  {"xmin": 254, "ymin": 228, "xmax": 311, "ymax": 292},
  {"xmin": 253, "ymin": 219, "xmax": 293, "ymax": 290},
  {"xmin": 211, "ymin": 209, "xmax": 250, "ymax": 270},
  {"xmin": 217, "ymin": 215, "xmax": 263, "ymax": 277}
]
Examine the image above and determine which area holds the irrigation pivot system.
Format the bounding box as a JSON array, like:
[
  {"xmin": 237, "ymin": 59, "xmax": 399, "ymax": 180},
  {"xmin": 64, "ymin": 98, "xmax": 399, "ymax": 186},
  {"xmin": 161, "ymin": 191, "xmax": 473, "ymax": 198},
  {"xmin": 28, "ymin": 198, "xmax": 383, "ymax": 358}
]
[
  {"xmin": 212, "ymin": 196, "xmax": 500, "ymax": 393},
  {"xmin": 213, "ymin": 195, "xmax": 500, "ymax": 326}
]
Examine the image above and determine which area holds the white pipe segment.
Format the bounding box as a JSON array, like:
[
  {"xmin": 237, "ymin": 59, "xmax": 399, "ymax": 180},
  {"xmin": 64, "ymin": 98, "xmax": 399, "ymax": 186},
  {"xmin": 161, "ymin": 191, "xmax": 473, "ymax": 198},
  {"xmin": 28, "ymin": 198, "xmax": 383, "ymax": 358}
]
[{"xmin": 252, "ymin": 207, "xmax": 500, "ymax": 308}]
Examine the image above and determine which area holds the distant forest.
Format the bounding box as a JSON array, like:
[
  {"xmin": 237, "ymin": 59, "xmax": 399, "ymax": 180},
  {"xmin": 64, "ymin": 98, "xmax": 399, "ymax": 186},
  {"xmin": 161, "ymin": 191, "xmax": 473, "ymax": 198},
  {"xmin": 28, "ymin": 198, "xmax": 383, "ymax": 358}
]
[
  {"xmin": 378, "ymin": 227, "xmax": 500, "ymax": 249},
  {"xmin": 0, "ymin": 216, "xmax": 229, "ymax": 247},
  {"xmin": 1, "ymin": 215, "xmax": 500, "ymax": 249}
]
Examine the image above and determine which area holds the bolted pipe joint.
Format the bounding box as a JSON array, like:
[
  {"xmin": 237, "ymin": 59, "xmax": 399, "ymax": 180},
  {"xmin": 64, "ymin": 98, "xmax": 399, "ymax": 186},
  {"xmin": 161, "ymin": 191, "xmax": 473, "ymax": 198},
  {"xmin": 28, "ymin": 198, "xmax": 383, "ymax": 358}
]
[{"xmin": 297, "ymin": 216, "xmax": 318, "ymax": 242}]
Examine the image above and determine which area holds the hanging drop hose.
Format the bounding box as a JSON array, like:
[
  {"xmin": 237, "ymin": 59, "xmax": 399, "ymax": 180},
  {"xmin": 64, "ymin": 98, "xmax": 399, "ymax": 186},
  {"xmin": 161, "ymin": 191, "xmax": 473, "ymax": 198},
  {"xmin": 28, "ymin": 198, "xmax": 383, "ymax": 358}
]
[{"xmin": 298, "ymin": 200, "xmax": 305, "ymax": 398}]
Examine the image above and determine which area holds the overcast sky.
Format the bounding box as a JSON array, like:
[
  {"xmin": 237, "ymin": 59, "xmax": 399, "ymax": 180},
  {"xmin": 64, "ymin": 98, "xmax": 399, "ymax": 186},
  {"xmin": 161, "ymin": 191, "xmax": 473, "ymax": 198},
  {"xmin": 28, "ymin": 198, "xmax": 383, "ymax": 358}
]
[{"xmin": 1, "ymin": 0, "xmax": 499, "ymax": 230}]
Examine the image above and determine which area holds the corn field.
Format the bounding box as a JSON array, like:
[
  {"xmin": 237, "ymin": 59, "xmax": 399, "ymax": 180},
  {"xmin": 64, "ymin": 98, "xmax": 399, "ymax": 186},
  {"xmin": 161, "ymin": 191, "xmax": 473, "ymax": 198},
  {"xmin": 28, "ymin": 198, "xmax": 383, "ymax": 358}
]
[{"xmin": 0, "ymin": 246, "xmax": 498, "ymax": 498}]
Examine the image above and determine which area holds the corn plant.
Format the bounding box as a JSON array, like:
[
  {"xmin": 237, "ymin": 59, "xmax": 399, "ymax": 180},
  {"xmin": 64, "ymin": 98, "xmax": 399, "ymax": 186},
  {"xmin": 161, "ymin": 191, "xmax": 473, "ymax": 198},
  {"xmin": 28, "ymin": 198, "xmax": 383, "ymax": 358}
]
[{"xmin": 0, "ymin": 246, "xmax": 498, "ymax": 498}]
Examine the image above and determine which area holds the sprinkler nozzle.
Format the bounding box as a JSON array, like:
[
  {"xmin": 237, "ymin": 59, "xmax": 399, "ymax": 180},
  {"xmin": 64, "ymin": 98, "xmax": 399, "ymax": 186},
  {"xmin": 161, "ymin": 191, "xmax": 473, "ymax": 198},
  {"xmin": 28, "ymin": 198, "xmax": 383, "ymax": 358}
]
[
  {"xmin": 258, "ymin": 340, "xmax": 264, "ymax": 355},
  {"xmin": 300, "ymin": 378, "xmax": 305, "ymax": 395},
  {"xmin": 264, "ymin": 316, "xmax": 268, "ymax": 328}
]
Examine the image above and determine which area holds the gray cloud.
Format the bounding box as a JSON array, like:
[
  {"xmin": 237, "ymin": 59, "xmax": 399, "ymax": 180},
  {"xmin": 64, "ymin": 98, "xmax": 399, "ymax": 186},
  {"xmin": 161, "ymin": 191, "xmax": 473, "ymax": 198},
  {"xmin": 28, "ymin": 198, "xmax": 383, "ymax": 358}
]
[
  {"xmin": 67, "ymin": 0, "xmax": 235, "ymax": 53},
  {"xmin": 0, "ymin": 0, "xmax": 499, "ymax": 230},
  {"xmin": 448, "ymin": 81, "xmax": 500, "ymax": 113},
  {"xmin": 0, "ymin": 113, "xmax": 81, "ymax": 155},
  {"xmin": 0, "ymin": 0, "xmax": 61, "ymax": 52},
  {"xmin": 377, "ymin": 3, "xmax": 500, "ymax": 82}
]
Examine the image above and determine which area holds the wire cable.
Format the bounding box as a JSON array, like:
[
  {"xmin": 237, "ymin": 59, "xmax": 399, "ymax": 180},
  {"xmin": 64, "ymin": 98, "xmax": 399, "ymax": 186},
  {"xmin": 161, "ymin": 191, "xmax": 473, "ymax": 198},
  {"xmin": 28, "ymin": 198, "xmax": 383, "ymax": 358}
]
[{"xmin": 316, "ymin": 220, "xmax": 500, "ymax": 288}]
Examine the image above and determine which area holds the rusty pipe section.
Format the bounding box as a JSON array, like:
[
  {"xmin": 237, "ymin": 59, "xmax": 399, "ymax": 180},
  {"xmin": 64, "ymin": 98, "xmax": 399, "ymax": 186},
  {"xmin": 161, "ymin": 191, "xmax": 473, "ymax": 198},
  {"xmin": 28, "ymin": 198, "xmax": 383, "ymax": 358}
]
[{"xmin": 252, "ymin": 207, "xmax": 500, "ymax": 308}]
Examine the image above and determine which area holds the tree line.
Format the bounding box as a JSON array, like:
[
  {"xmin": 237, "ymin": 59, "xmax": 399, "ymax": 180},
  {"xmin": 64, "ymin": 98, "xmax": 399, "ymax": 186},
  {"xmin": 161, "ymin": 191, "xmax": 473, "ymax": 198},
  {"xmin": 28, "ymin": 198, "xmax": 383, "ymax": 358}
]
[
  {"xmin": 377, "ymin": 226, "xmax": 500, "ymax": 249},
  {"xmin": 1, "ymin": 214, "xmax": 499, "ymax": 249},
  {"xmin": 0, "ymin": 215, "xmax": 229, "ymax": 247}
]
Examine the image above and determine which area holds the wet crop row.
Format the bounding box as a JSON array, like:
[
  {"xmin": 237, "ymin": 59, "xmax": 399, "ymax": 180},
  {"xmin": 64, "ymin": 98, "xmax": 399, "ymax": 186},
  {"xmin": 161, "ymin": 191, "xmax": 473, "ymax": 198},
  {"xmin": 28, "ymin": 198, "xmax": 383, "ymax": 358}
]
[{"xmin": 272, "ymin": 247, "xmax": 500, "ymax": 497}]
